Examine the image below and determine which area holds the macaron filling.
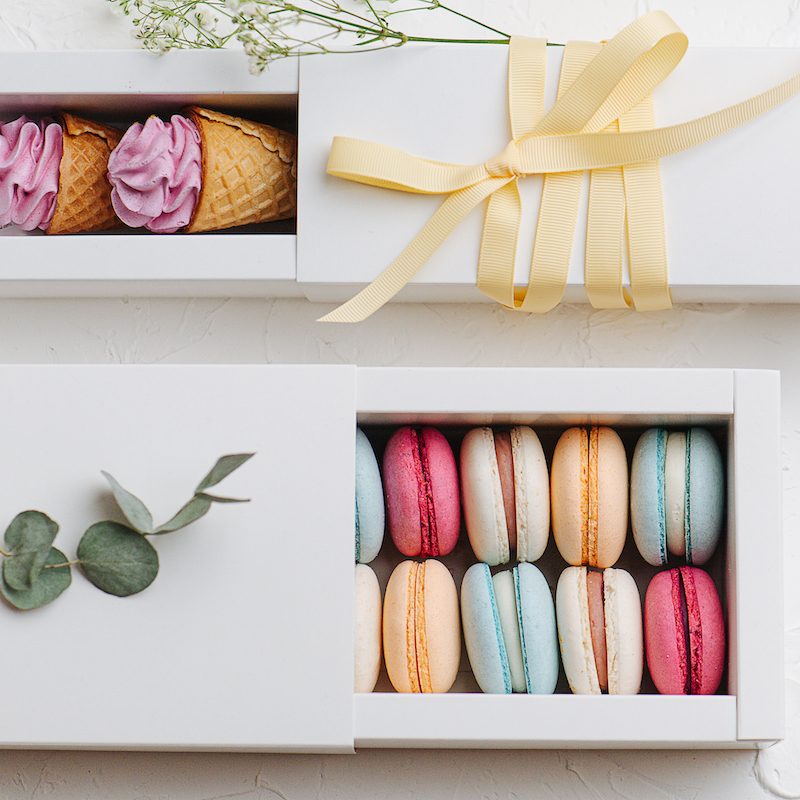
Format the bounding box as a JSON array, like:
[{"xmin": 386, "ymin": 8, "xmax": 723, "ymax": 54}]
[
  {"xmin": 586, "ymin": 570, "xmax": 609, "ymax": 692},
  {"xmin": 410, "ymin": 428, "xmax": 440, "ymax": 558},
  {"xmin": 413, "ymin": 561, "xmax": 433, "ymax": 692},
  {"xmin": 512, "ymin": 567, "xmax": 532, "ymax": 693},
  {"xmin": 684, "ymin": 429, "xmax": 693, "ymax": 563},
  {"xmin": 577, "ymin": 427, "xmax": 601, "ymax": 566},
  {"xmin": 494, "ymin": 431, "xmax": 517, "ymax": 551},
  {"xmin": 671, "ymin": 566, "xmax": 704, "ymax": 694}
]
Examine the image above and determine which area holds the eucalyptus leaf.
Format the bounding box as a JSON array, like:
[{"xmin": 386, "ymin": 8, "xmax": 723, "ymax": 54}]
[
  {"xmin": 0, "ymin": 547, "xmax": 71, "ymax": 610},
  {"xmin": 195, "ymin": 493, "xmax": 250, "ymax": 504},
  {"xmin": 152, "ymin": 495, "xmax": 212, "ymax": 535},
  {"xmin": 77, "ymin": 521, "xmax": 159, "ymax": 597},
  {"xmin": 101, "ymin": 471, "xmax": 154, "ymax": 534},
  {"xmin": 194, "ymin": 453, "xmax": 254, "ymax": 494},
  {"xmin": 3, "ymin": 511, "xmax": 60, "ymax": 591}
]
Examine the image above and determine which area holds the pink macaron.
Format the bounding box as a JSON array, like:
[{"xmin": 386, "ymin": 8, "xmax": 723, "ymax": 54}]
[
  {"xmin": 382, "ymin": 426, "xmax": 460, "ymax": 557},
  {"xmin": 644, "ymin": 567, "xmax": 725, "ymax": 695}
]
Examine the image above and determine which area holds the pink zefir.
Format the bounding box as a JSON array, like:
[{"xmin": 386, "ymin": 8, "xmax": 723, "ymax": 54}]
[
  {"xmin": 108, "ymin": 114, "xmax": 202, "ymax": 234},
  {"xmin": 0, "ymin": 116, "xmax": 63, "ymax": 231}
]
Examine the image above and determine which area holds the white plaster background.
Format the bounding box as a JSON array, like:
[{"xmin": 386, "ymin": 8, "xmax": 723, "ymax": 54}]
[{"xmin": 1, "ymin": 0, "xmax": 800, "ymax": 797}]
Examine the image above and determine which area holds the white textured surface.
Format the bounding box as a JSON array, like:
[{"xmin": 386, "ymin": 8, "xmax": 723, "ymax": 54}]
[{"xmin": 2, "ymin": 0, "xmax": 800, "ymax": 797}]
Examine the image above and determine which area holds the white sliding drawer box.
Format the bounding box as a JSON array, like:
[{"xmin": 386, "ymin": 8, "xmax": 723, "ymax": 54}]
[
  {"xmin": 0, "ymin": 366, "xmax": 781, "ymax": 750},
  {"xmin": 0, "ymin": 52, "xmax": 298, "ymax": 298}
]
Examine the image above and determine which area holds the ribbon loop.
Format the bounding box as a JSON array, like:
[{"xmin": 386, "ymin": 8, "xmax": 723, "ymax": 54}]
[{"xmin": 319, "ymin": 12, "xmax": 800, "ymax": 323}]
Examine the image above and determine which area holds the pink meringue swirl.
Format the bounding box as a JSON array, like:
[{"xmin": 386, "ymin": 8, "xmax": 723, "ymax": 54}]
[
  {"xmin": 108, "ymin": 115, "xmax": 202, "ymax": 234},
  {"xmin": 0, "ymin": 116, "xmax": 63, "ymax": 231}
]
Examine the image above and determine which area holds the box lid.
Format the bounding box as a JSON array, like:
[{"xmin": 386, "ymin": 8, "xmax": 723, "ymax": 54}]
[
  {"xmin": 298, "ymin": 44, "xmax": 800, "ymax": 303},
  {"xmin": 0, "ymin": 365, "xmax": 356, "ymax": 752}
]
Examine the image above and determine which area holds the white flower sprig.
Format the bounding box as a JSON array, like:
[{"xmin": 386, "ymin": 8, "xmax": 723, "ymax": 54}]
[{"xmin": 106, "ymin": 0, "xmax": 534, "ymax": 74}]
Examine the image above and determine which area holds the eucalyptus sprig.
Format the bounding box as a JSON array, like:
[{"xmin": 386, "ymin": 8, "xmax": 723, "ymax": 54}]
[
  {"xmin": 107, "ymin": 0, "xmax": 561, "ymax": 73},
  {"xmin": 0, "ymin": 453, "xmax": 254, "ymax": 610}
]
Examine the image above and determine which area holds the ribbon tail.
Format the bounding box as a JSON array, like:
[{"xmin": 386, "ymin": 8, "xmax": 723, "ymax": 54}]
[
  {"xmin": 477, "ymin": 180, "xmax": 523, "ymax": 308},
  {"xmin": 318, "ymin": 178, "xmax": 510, "ymax": 323}
]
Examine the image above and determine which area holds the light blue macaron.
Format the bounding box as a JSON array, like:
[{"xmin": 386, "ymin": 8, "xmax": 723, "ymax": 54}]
[
  {"xmin": 461, "ymin": 562, "xmax": 559, "ymax": 694},
  {"xmin": 631, "ymin": 426, "xmax": 724, "ymax": 566},
  {"xmin": 355, "ymin": 428, "xmax": 384, "ymax": 564}
]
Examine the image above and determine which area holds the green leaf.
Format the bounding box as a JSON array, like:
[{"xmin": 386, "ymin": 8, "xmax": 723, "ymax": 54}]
[
  {"xmin": 195, "ymin": 493, "xmax": 250, "ymax": 504},
  {"xmin": 152, "ymin": 495, "xmax": 212, "ymax": 534},
  {"xmin": 0, "ymin": 547, "xmax": 71, "ymax": 610},
  {"xmin": 194, "ymin": 453, "xmax": 254, "ymax": 494},
  {"xmin": 3, "ymin": 511, "xmax": 60, "ymax": 591},
  {"xmin": 101, "ymin": 471, "xmax": 154, "ymax": 534},
  {"xmin": 77, "ymin": 521, "xmax": 159, "ymax": 597}
]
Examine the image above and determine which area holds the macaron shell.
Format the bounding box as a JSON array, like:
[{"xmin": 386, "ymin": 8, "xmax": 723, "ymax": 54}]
[
  {"xmin": 683, "ymin": 566, "xmax": 725, "ymax": 694},
  {"xmin": 686, "ymin": 428, "xmax": 725, "ymax": 565},
  {"xmin": 494, "ymin": 569, "xmax": 526, "ymax": 692},
  {"xmin": 551, "ymin": 428, "xmax": 588, "ymax": 566},
  {"xmin": 383, "ymin": 427, "xmax": 460, "ymax": 557},
  {"xmin": 603, "ymin": 568, "xmax": 643, "ymax": 695},
  {"xmin": 354, "ymin": 564, "xmax": 382, "ymax": 692},
  {"xmin": 595, "ymin": 427, "xmax": 628, "ymax": 568},
  {"xmin": 461, "ymin": 563, "xmax": 511, "ymax": 693},
  {"xmin": 355, "ymin": 428, "xmax": 385, "ymax": 564},
  {"xmin": 420, "ymin": 559, "xmax": 461, "ymax": 692},
  {"xmin": 512, "ymin": 426, "xmax": 550, "ymax": 563},
  {"xmin": 556, "ymin": 566, "xmax": 601, "ymax": 694},
  {"xmin": 631, "ymin": 428, "xmax": 668, "ymax": 566},
  {"xmin": 515, "ymin": 563, "xmax": 559, "ymax": 694},
  {"xmin": 461, "ymin": 427, "xmax": 509, "ymax": 566},
  {"xmin": 382, "ymin": 560, "xmax": 418, "ymax": 693}
]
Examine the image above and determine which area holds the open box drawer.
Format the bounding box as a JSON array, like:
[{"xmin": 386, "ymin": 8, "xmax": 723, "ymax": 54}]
[{"xmin": 0, "ymin": 366, "xmax": 782, "ymax": 750}]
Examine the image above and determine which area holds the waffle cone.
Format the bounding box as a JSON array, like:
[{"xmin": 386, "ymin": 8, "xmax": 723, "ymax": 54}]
[
  {"xmin": 47, "ymin": 113, "xmax": 122, "ymax": 236},
  {"xmin": 183, "ymin": 106, "xmax": 297, "ymax": 233}
]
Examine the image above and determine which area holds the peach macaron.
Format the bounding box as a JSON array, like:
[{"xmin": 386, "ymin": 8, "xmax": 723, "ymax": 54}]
[
  {"xmin": 382, "ymin": 559, "xmax": 460, "ymax": 693},
  {"xmin": 551, "ymin": 426, "xmax": 629, "ymax": 567}
]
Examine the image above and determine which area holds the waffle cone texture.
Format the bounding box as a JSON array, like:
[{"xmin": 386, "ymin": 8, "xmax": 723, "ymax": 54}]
[
  {"xmin": 183, "ymin": 106, "xmax": 297, "ymax": 233},
  {"xmin": 47, "ymin": 113, "xmax": 122, "ymax": 235}
]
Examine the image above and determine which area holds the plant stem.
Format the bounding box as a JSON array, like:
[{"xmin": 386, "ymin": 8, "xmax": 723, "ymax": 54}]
[
  {"xmin": 44, "ymin": 560, "xmax": 81, "ymax": 570},
  {"xmin": 434, "ymin": 2, "xmax": 510, "ymax": 38},
  {"xmin": 0, "ymin": 548, "xmax": 10, "ymax": 558}
]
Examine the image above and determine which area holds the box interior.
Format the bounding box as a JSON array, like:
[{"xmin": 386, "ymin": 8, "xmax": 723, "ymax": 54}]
[
  {"xmin": 0, "ymin": 92, "xmax": 298, "ymax": 238},
  {"xmin": 358, "ymin": 416, "xmax": 731, "ymax": 698}
]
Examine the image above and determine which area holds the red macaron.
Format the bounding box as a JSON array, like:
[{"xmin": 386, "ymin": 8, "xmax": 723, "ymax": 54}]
[
  {"xmin": 382, "ymin": 426, "xmax": 460, "ymax": 557},
  {"xmin": 644, "ymin": 566, "xmax": 725, "ymax": 695}
]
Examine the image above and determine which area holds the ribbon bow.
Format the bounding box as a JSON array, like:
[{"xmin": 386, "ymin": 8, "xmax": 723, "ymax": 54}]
[{"xmin": 319, "ymin": 12, "xmax": 800, "ymax": 323}]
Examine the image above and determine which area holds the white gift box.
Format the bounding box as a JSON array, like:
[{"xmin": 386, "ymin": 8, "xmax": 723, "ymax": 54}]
[
  {"xmin": 0, "ymin": 365, "xmax": 781, "ymax": 750},
  {"xmin": 2, "ymin": 45, "xmax": 800, "ymax": 306},
  {"xmin": 298, "ymin": 44, "xmax": 800, "ymax": 306}
]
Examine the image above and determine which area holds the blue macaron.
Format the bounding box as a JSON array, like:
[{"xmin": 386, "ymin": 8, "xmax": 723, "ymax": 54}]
[
  {"xmin": 461, "ymin": 562, "xmax": 559, "ymax": 694},
  {"xmin": 631, "ymin": 427, "xmax": 724, "ymax": 566},
  {"xmin": 355, "ymin": 428, "xmax": 384, "ymax": 563}
]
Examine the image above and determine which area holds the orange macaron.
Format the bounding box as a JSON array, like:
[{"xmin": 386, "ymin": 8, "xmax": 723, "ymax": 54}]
[
  {"xmin": 551, "ymin": 426, "xmax": 629, "ymax": 568},
  {"xmin": 382, "ymin": 559, "xmax": 460, "ymax": 693}
]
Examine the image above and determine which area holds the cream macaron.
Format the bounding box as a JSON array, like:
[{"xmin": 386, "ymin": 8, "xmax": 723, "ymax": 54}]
[
  {"xmin": 354, "ymin": 564, "xmax": 382, "ymax": 693},
  {"xmin": 551, "ymin": 426, "xmax": 629, "ymax": 567},
  {"xmin": 383, "ymin": 559, "xmax": 461, "ymax": 693},
  {"xmin": 460, "ymin": 426, "xmax": 550, "ymax": 565},
  {"xmin": 556, "ymin": 566, "xmax": 643, "ymax": 695}
]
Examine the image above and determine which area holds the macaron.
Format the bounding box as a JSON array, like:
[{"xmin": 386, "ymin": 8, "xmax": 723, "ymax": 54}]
[
  {"xmin": 631, "ymin": 427, "xmax": 724, "ymax": 566},
  {"xmin": 382, "ymin": 426, "xmax": 460, "ymax": 558},
  {"xmin": 644, "ymin": 566, "xmax": 725, "ymax": 695},
  {"xmin": 460, "ymin": 426, "xmax": 550, "ymax": 565},
  {"xmin": 354, "ymin": 563, "xmax": 382, "ymax": 692},
  {"xmin": 382, "ymin": 559, "xmax": 460, "ymax": 693},
  {"xmin": 556, "ymin": 566, "xmax": 643, "ymax": 695},
  {"xmin": 461, "ymin": 562, "xmax": 558, "ymax": 694},
  {"xmin": 355, "ymin": 427, "xmax": 384, "ymax": 564},
  {"xmin": 551, "ymin": 426, "xmax": 629, "ymax": 567}
]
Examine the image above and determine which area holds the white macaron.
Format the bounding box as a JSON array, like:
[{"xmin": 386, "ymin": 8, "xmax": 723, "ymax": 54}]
[
  {"xmin": 555, "ymin": 566, "xmax": 643, "ymax": 695},
  {"xmin": 354, "ymin": 563, "xmax": 382, "ymax": 692},
  {"xmin": 460, "ymin": 426, "xmax": 550, "ymax": 565}
]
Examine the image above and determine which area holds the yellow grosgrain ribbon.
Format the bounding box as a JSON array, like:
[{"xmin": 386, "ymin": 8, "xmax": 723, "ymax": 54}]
[{"xmin": 319, "ymin": 11, "xmax": 800, "ymax": 322}]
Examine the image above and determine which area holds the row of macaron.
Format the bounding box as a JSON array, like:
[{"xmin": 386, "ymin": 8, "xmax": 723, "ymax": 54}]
[
  {"xmin": 355, "ymin": 559, "xmax": 725, "ymax": 696},
  {"xmin": 356, "ymin": 425, "xmax": 725, "ymax": 569}
]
